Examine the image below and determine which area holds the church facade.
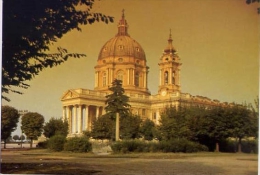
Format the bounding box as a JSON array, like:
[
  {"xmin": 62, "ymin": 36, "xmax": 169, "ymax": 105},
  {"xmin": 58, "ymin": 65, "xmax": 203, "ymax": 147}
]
[{"xmin": 61, "ymin": 12, "xmax": 229, "ymax": 137}]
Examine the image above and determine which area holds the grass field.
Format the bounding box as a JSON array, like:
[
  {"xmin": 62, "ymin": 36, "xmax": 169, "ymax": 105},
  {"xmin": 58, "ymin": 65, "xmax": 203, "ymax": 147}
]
[{"xmin": 1, "ymin": 149, "xmax": 258, "ymax": 175}]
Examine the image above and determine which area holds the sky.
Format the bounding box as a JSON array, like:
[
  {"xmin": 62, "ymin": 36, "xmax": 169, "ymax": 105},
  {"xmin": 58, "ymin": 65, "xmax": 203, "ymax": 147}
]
[{"xmin": 2, "ymin": 0, "xmax": 259, "ymax": 135}]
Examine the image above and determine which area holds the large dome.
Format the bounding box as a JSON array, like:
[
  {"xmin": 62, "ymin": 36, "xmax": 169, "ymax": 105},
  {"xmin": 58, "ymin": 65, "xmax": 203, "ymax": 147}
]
[
  {"xmin": 98, "ymin": 10, "xmax": 146, "ymax": 61},
  {"xmin": 98, "ymin": 35, "xmax": 146, "ymax": 60}
]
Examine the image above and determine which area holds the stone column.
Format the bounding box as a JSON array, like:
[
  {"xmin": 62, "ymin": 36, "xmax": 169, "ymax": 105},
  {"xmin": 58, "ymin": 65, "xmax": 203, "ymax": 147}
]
[
  {"xmin": 169, "ymin": 67, "xmax": 172, "ymax": 84},
  {"xmin": 143, "ymin": 71, "xmax": 147, "ymax": 88},
  {"xmin": 95, "ymin": 72, "xmax": 97, "ymax": 87},
  {"xmin": 111, "ymin": 68, "xmax": 114, "ymax": 84},
  {"xmin": 106, "ymin": 68, "xmax": 109, "ymax": 86},
  {"xmin": 127, "ymin": 69, "xmax": 130, "ymax": 85},
  {"xmin": 62, "ymin": 106, "xmax": 66, "ymax": 122},
  {"xmin": 96, "ymin": 106, "xmax": 100, "ymax": 119},
  {"xmin": 102, "ymin": 106, "xmax": 106, "ymax": 115},
  {"xmin": 85, "ymin": 105, "xmax": 89, "ymax": 131},
  {"xmin": 73, "ymin": 106, "xmax": 77, "ymax": 133},
  {"xmin": 78, "ymin": 105, "xmax": 82, "ymax": 133},
  {"xmin": 132, "ymin": 69, "xmax": 135, "ymax": 85},
  {"xmin": 156, "ymin": 109, "xmax": 160, "ymax": 125},
  {"xmin": 68, "ymin": 106, "xmax": 72, "ymax": 134}
]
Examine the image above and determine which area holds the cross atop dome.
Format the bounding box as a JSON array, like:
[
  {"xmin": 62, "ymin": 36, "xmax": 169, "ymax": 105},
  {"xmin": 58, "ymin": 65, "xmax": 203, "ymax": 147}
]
[{"xmin": 117, "ymin": 9, "xmax": 129, "ymax": 36}]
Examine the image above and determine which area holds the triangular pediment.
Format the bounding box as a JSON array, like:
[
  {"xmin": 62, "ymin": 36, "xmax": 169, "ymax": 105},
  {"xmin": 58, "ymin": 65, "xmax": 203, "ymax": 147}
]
[{"xmin": 61, "ymin": 90, "xmax": 80, "ymax": 100}]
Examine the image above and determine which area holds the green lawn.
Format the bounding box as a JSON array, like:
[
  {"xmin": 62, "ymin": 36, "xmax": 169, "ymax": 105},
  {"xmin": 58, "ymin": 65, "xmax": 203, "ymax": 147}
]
[{"xmin": 1, "ymin": 149, "xmax": 258, "ymax": 175}]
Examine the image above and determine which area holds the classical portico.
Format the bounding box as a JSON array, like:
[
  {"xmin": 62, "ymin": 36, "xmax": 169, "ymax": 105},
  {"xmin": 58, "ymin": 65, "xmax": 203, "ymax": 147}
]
[{"xmin": 61, "ymin": 89, "xmax": 106, "ymax": 136}]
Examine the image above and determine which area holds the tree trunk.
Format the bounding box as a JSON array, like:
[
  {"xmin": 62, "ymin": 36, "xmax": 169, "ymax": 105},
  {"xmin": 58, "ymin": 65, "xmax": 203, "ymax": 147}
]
[
  {"xmin": 215, "ymin": 142, "xmax": 219, "ymax": 152},
  {"xmin": 116, "ymin": 113, "xmax": 120, "ymax": 141},
  {"xmin": 238, "ymin": 137, "xmax": 242, "ymax": 153},
  {"xmin": 30, "ymin": 138, "xmax": 33, "ymax": 148}
]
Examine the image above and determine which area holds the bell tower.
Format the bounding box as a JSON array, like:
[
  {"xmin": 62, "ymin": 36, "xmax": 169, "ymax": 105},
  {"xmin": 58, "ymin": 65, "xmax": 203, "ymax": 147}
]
[{"xmin": 158, "ymin": 30, "xmax": 181, "ymax": 96}]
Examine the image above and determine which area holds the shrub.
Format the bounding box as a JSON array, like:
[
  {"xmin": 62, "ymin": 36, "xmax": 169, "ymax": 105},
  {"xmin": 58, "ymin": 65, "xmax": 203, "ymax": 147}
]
[
  {"xmin": 157, "ymin": 139, "xmax": 208, "ymax": 153},
  {"xmin": 64, "ymin": 137, "xmax": 92, "ymax": 153},
  {"xmin": 37, "ymin": 140, "xmax": 48, "ymax": 149},
  {"xmin": 111, "ymin": 139, "xmax": 208, "ymax": 153},
  {"xmin": 219, "ymin": 138, "xmax": 258, "ymax": 153},
  {"xmin": 47, "ymin": 135, "xmax": 66, "ymax": 151},
  {"xmin": 242, "ymin": 139, "xmax": 258, "ymax": 153},
  {"xmin": 111, "ymin": 140, "xmax": 151, "ymax": 153}
]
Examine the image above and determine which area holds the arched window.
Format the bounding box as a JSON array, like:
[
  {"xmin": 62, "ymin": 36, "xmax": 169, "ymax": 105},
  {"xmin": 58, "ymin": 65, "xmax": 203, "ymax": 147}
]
[
  {"xmin": 164, "ymin": 71, "xmax": 168, "ymax": 85},
  {"xmin": 135, "ymin": 72, "xmax": 139, "ymax": 87},
  {"xmin": 172, "ymin": 71, "xmax": 175, "ymax": 84},
  {"xmin": 102, "ymin": 72, "xmax": 106, "ymax": 87},
  {"xmin": 117, "ymin": 70, "xmax": 124, "ymax": 83}
]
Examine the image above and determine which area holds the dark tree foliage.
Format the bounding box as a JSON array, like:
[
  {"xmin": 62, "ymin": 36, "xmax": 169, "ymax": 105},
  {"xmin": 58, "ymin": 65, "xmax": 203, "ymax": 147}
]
[
  {"xmin": 43, "ymin": 117, "xmax": 69, "ymax": 138},
  {"xmin": 228, "ymin": 105, "xmax": 258, "ymax": 152},
  {"xmin": 120, "ymin": 114, "xmax": 142, "ymax": 140},
  {"xmin": 139, "ymin": 118, "xmax": 156, "ymax": 141},
  {"xmin": 182, "ymin": 106, "xmax": 208, "ymax": 142},
  {"xmin": 1, "ymin": 106, "xmax": 20, "ymax": 148},
  {"xmin": 91, "ymin": 113, "xmax": 141, "ymax": 140},
  {"xmin": 157, "ymin": 104, "xmax": 258, "ymax": 152},
  {"xmin": 2, "ymin": 0, "xmax": 114, "ymax": 101},
  {"xmin": 246, "ymin": 0, "xmax": 260, "ymax": 13},
  {"xmin": 91, "ymin": 115, "xmax": 115, "ymax": 140},
  {"xmin": 159, "ymin": 106, "xmax": 192, "ymax": 141},
  {"xmin": 105, "ymin": 79, "xmax": 131, "ymax": 118},
  {"xmin": 21, "ymin": 112, "xmax": 45, "ymax": 148},
  {"xmin": 206, "ymin": 107, "xmax": 232, "ymax": 152}
]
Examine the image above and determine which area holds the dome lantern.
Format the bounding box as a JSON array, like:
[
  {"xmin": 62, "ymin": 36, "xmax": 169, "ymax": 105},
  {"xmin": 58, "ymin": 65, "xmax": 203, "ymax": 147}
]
[
  {"xmin": 117, "ymin": 9, "xmax": 129, "ymax": 36},
  {"xmin": 164, "ymin": 29, "xmax": 176, "ymax": 54}
]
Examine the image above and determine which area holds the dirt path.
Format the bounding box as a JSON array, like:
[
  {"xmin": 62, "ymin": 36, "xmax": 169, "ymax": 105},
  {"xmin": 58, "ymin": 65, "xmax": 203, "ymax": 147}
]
[{"xmin": 1, "ymin": 149, "xmax": 258, "ymax": 175}]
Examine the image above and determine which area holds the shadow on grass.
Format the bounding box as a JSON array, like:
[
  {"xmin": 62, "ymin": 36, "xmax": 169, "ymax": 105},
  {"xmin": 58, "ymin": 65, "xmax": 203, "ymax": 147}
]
[{"xmin": 1, "ymin": 163, "xmax": 102, "ymax": 175}]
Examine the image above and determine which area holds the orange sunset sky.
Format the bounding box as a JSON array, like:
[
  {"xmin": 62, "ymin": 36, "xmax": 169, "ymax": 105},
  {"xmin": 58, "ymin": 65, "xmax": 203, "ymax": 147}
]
[{"xmin": 2, "ymin": 0, "xmax": 259, "ymax": 132}]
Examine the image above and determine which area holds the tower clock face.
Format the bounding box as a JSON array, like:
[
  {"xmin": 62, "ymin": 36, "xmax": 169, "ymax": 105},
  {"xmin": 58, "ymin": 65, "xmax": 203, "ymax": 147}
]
[{"xmin": 161, "ymin": 90, "xmax": 167, "ymax": 96}]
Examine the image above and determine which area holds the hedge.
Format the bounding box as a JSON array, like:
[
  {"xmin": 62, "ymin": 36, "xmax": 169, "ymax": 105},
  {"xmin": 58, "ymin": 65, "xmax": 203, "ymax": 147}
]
[
  {"xmin": 111, "ymin": 139, "xmax": 208, "ymax": 153},
  {"xmin": 64, "ymin": 137, "xmax": 92, "ymax": 152}
]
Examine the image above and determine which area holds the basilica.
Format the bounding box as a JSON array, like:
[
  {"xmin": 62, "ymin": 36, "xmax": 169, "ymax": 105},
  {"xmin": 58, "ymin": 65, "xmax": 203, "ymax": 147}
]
[{"xmin": 61, "ymin": 11, "xmax": 229, "ymax": 136}]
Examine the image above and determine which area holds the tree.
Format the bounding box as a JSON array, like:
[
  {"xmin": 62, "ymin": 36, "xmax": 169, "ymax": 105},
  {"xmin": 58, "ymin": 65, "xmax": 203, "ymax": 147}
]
[
  {"xmin": 91, "ymin": 113, "xmax": 141, "ymax": 141},
  {"xmin": 140, "ymin": 119, "xmax": 156, "ymax": 141},
  {"xmin": 1, "ymin": 106, "xmax": 20, "ymax": 148},
  {"xmin": 91, "ymin": 115, "xmax": 115, "ymax": 140},
  {"xmin": 19, "ymin": 134, "xmax": 26, "ymax": 148},
  {"xmin": 185, "ymin": 106, "xmax": 209, "ymax": 142},
  {"xmin": 43, "ymin": 117, "xmax": 69, "ymax": 138},
  {"xmin": 158, "ymin": 106, "xmax": 192, "ymax": 141},
  {"xmin": 206, "ymin": 107, "xmax": 232, "ymax": 152},
  {"xmin": 229, "ymin": 105, "xmax": 257, "ymax": 152},
  {"xmin": 120, "ymin": 114, "xmax": 142, "ymax": 140},
  {"xmin": 105, "ymin": 79, "xmax": 131, "ymax": 141},
  {"xmin": 13, "ymin": 135, "xmax": 19, "ymax": 142},
  {"xmin": 2, "ymin": 0, "xmax": 114, "ymax": 101},
  {"xmin": 21, "ymin": 112, "xmax": 45, "ymax": 148}
]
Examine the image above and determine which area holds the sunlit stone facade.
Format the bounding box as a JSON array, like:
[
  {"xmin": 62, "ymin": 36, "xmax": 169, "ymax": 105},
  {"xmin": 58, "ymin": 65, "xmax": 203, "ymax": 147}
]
[{"xmin": 61, "ymin": 11, "xmax": 230, "ymax": 137}]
